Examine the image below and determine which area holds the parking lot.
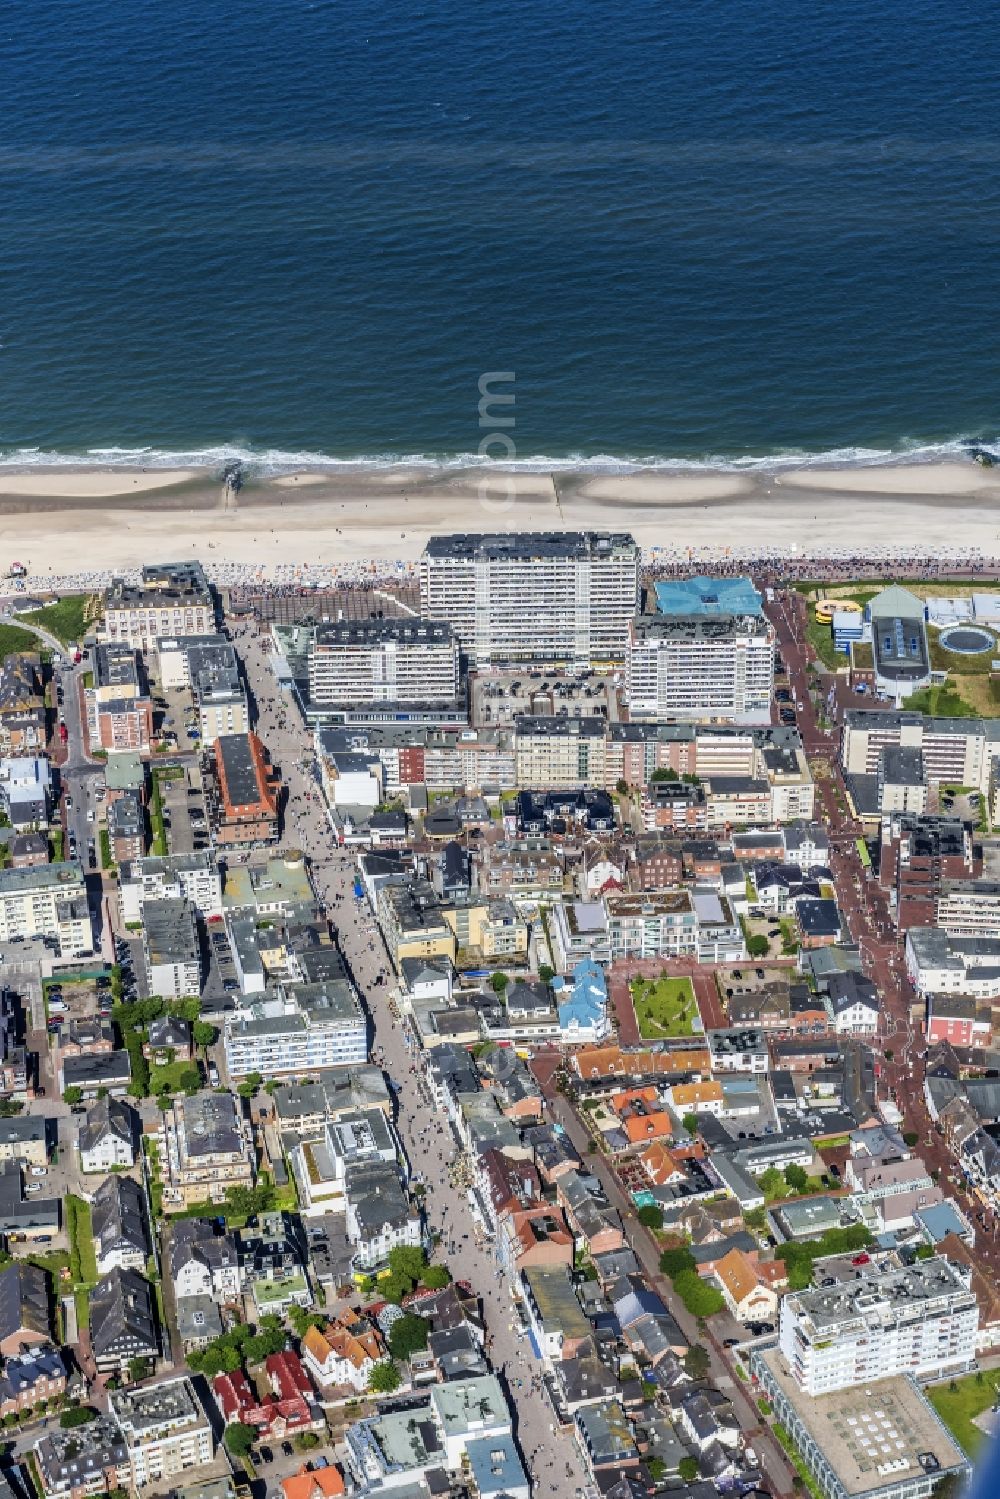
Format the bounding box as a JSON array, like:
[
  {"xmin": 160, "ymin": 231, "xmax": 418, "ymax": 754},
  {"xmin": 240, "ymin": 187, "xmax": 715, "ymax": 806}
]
[
  {"xmin": 470, "ymin": 667, "xmax": 619, "ymax": 727},
  {"xmin": 156, "ymin": 764, "xmax": 205, "ymax": 857}
]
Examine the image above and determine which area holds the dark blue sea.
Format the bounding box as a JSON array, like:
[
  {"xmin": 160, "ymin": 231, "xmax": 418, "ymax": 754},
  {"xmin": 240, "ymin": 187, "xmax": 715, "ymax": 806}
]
[{"xmin": 3, "ymin": 0, "xmax": 999, "ymax": 472}]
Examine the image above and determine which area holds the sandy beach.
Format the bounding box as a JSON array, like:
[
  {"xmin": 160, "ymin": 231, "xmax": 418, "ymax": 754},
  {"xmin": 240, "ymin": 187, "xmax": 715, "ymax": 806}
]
[{"xmin": 0, "ymin": 460, "xmax": 999, "ymax": 581}]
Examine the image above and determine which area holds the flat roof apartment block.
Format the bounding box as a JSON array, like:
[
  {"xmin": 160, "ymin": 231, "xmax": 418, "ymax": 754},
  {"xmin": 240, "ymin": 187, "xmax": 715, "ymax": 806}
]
[
  {"xmin": 419, "ymin": 532, "xmax": 639, "ymax": 667},
  {"xmin": 308, "ymin": 618, "xmax": 461, "ymax": 708},
  {"xmin": 224, "ymin": 978, "xmax": 367, "ymax": 1078},
  {"xmin": 160, "ymin": 1091, "xmax": 255, "ymax": 1211},
  {"xmin": 778, "ymin": 1255, "xmax": 977, "ymax": 1395},
  {"xmin": 110, "ymin": 1376, "xmax": 214, "ymax": 1488},
  {"xmin": 627, "ymin": 611, "xmax": 774, "ymax": 722}
]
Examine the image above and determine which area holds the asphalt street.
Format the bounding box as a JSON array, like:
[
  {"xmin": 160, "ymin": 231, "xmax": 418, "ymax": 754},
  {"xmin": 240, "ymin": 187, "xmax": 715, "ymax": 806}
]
[{"xmin": 233, "ymin": 623, "xmax": 593, "ymax": 1499}]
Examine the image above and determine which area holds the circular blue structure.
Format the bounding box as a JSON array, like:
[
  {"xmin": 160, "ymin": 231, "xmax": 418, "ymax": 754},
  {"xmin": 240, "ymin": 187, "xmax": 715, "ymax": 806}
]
[{"xmin": 939, "ymin": 623, "xmax": 996, "ymax": 655}]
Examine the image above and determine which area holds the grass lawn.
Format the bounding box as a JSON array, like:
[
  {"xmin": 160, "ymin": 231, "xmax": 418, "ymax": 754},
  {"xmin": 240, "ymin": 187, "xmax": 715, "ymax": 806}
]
[
  {"xmin": 0, "ymin": 622, "xmax": 42, "ymax": 661},
  {"xmin": 25, "ymin": 1248, "xmax": 71, "ymax": 1280},
  {"xmin": 927, "ymin": 1372, "xmax": 1000, "ymax": 1458},
  {"xmin": 150, "ymin": 771, "xmax": 167, "ymax": 855},
  {"xmin": 945, "ymin": 672, "xmax": 1000, "ymax": 719},
  {"xmin": 15, "ymin": 594, "xmax": 94, "ymax": 647},
  {"xmin": 631, "ymin": 976, "xmax": 699, "ymax": 1039},
  {"xmin": 65, "ymin": 1194, "xmax": 98, "ymax": 1285},
  {"xmin": 905, "ymin": 681, "xmax": 977, "ymax": 718},
  {"xmin": 804, "ymin": 617, "xmax": 844, "ymax": 671},
  {"xmin": 149, "ymin": 1056, "xmax": 202, "ymax": 1095}
]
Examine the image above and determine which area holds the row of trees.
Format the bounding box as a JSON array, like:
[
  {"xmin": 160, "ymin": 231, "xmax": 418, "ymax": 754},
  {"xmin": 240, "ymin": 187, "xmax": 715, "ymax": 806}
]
[
  {"xmin": 187, "ymin": 1313, "xmax": 287, "ymax": 1378},
  {"xmin": 658, "ymin": 1246, "xmax": 726, "ymax": 1318}
]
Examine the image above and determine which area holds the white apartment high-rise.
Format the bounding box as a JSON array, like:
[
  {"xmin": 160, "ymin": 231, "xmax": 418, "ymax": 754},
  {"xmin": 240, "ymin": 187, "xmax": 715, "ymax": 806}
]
[
  {"xmin": 0, "ymin": 861, "xmax": 92, "ymax": 954},
  {"xmin": 626, "ymin": 614, "xmax": 775, "ymax": 722},
  {"xmin": 110, "ymin": 1378, "xmax": 214, "ymax": 1486},
  {"xmin": 419, "ymin": 532, "xmax": 639, "ymax": 667},
  {"xmin": 778, "ymin": 1256, "xmax": 977, "ymax": 1395},
  {"xmin": 308, "ymin": 618, "xmax": 460, "ymax": 706}
]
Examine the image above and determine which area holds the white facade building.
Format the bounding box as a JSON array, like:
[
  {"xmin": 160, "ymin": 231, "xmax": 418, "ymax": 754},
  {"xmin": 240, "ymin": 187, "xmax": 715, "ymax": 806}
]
[
  {"xmin": 308, "ymin": 619, "xmax": 460, "ymax": 707},
  {"xmin": 224, "ymin": 979, "xmax": 367, "ymax": 1079},
  {"xmin": 778, "ymin": 1256, "xmax": 977, "ymax": 1395},
  {"xmin": 110, "ymin": 1379, "xmax": 214, "ymax": 1488},
  {"xmin": 0, "ymin": 861, "xmax": 92, "ymax": 954},
  {"xmin": 119, "ymin": 851, "xmax": 223, "ymax": 924},
  {"xmin": 103, "ymin": 563, "xmax": 214, "ymax": 652},
  {"xmin": 419, "ymin": 532, "xmax": 639, "ymax": 667},
  {"xmin": 626, "ymin": 614, "xmax": 774, "ymax": 722}
]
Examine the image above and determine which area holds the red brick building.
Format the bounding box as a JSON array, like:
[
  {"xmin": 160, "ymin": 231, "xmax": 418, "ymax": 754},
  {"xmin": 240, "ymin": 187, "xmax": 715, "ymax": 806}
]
[{"xmin": 209, "ymin": 732, "xmax": 280, "ymax": 845}]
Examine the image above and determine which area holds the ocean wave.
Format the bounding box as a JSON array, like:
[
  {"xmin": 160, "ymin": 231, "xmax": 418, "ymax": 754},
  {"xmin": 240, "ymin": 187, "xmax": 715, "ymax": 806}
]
[{"xmin": 0, "ymin": 436, "xmax": 997, "ymax": 477}]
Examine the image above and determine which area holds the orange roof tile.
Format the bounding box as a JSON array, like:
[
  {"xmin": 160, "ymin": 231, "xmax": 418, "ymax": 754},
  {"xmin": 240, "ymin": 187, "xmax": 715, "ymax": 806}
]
[
  {"xmin": 716, "ymin": 1248, "xmax": 765, "ymax": 1308},
  {"xmin": 611, "ymin": 1085, "xmax": 659, "ymax": 1114},
  {"xmin": 282, "ymin": 1467, "xmax": 345, "ymax": 1499},
  {"xmin": 641, "ymin": 1141, "xmax": 684, "ymax": 1185},
  {"xmin": 623, "ymin": 1112, "xmax": 674, "ymax": 1145},
  {"xmin": 670, "ymin": 1080, "xmax": 723, "ymax": 1108}
]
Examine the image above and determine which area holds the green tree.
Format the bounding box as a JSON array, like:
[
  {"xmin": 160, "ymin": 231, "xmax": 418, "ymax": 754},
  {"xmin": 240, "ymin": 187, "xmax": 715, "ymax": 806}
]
[
  {"xmin": 367, "ymin": 1361, "xmax": 401, "ymax": 1395},
  {"xmin": 387, "ymin": 1245, "xmax": 427, "ymax": 1285},
  {"xmin": 295, "ymin": 1432, "xmax": 320, "ymax": 1451},
  {"xmin": 659, "ymin": 1247, "xmax": 696, "ymax": 1279},
  {"xmin": 784, "ymin": 1164, "xmax": 808, "ymax": 1192},
  {"xmin": 673, "ymin": 1271, "xmax": 725, "ymax": 1318},
  {"xmin": 237, "ymin": 1071, "xmax": 263, "ymax": 1099},
  {"xmin": 188, "ymin": 1342, "xmax": 243, "ymax": 1378},
  {"xmin": 678, "ymin": 1456, "xmax": 700, "ymax": 1483},
  {"xmin": 378, "ymin": 1272, "xmax": 413, "ymax": 1305},
  {"xmin": 682, "ymin": 1112, "xmax": 699, "ymax": 1136},
  {"xmin": 490, "ymin": 972, "xmax": 509, "ymax": 995},
  {"xmin": 60, "ymin": 1407, "xmax": 98, "ymax": 1428},
  {"xmin": 902, "ymin": 1130, "xmax": 919, "ymax": 1148},
  {"xmin": 646, "ymin": 1458, "xmax": 667, "ymax": 1482},
  {"xmin": 650, "ymin": 767, "xmax": 679, "ymax": 782},
  {"xmin": 683, "ymin": 1343, "xmax": 711, "ymax": 1380},
  {"xmin": 637, "ymin": 1203, "xmax": 664, "ymax": 1230},
  {"xmin": 388, "ymin": 1313, "xmax": 430, "ymax": 1362},
  {"xmin": 421, "ymin": 1263, "xmax": 451, "ymax": 1290},
  {"xmin": 62, "ymin": 1086, "xmax": 83, "ymax": 1106},
  {"xmin": 746, "ymin": 934, "xmax": 769, "ymax": 958},
  {"xmin": 193, "ymin": 1020, "xmax": 219, "ymax": 1049},
  {"xmin": 759, "ymin": 1167, "xmax": 786, "ymax": 1198},
  {"xmin": 538, "ymin": 964, "xmax": 554, "ymax": 983},
  {"xmin": 127, "ymin": 1357, "xmax": 149, "ymax": 1385},
  {"xmin": 289, "ymin": 1306, "xmax": 327, "ymax": 1338},
  {"xmin": 224, "ymin": 1423, "xmax": 257, "ymax": 1458},
  {"xmin": 177, "ymin": 1066, "xmax": 202, "ymax": 1095}
]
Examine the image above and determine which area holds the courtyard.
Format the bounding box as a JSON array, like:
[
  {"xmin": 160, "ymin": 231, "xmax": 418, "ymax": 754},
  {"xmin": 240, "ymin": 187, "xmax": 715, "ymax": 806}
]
[{"xmin": 630, "ymin": 975, "xmax": 700, "ymax": 1040}]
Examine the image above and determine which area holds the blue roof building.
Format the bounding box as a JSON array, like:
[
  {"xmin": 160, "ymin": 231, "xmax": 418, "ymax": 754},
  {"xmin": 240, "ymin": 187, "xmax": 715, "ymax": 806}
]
[
  {"xmin": 554, "ymin": 959, "xmax": 611, "ymax": 1043},
  {"xmin": 466, "ymin": 1434, "xmax": 530, "ymax": 1499},
  {"xmin": 653, "ymin": 575, "xmax": 763, "ymax": 617}
]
